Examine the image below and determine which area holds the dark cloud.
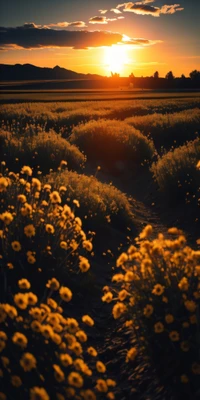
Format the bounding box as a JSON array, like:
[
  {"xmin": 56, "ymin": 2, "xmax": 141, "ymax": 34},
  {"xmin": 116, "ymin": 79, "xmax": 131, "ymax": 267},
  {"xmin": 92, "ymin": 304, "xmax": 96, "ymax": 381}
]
[
  {"xmin": 123, "ymin": 37, "xmax": 162, "ymax": 45},
  {"xmin": 89, "ymin": 16, "xmax": 117, "ymax": 24},
  {"xmin": 0, "ymin": 25, "xmax": 123, "ymax": 50},
  {"xmin": 116, "ymin": 2, "xmax": 184, "ymax": 17}
]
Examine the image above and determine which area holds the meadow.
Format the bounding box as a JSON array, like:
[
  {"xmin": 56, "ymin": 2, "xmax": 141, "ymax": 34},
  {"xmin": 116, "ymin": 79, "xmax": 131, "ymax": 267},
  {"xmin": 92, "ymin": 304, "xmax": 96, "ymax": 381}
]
[{"xmin": 0, "ymin": 94, "xmax": 200, "ymax": 400}]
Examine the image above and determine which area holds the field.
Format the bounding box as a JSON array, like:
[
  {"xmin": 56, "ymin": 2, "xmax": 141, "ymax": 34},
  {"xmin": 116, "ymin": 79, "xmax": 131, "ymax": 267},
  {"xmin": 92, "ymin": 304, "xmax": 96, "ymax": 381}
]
[{"xmin": 0, "ymin": 92, "xmax": 200, "ymax": 400}]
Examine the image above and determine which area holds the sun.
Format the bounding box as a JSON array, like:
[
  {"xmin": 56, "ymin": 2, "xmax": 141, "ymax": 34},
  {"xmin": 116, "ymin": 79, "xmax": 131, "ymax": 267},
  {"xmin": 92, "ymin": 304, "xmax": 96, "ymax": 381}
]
[{"xmin": 104, "ymin": 45, "xmax": 129, "ymax": 75}]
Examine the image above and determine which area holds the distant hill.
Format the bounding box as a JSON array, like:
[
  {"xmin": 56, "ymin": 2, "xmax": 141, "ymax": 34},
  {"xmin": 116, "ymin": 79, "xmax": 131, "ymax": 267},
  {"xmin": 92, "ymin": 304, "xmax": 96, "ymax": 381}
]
[{"xmin": 0, "ymin": 64, "xmax": 103, "ymax": 81}]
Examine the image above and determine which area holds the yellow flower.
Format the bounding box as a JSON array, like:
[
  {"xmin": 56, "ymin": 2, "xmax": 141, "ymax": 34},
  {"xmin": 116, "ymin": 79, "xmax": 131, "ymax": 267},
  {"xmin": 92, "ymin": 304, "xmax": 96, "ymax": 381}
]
[
  {"xmin": 139, "ymin": 224, "xmax": 153, "ymax": 239},
  {"xmin": 12, "ymin": 332, "xmax": 28, "ymax": 348},
  {"xmin": 11, "ymin": 241, "xmax": 21, "ymax": 252},
  {"xmin": 79, "ymin": 256, "xmax": 90, "ymax": 273},
  {"xmin": 96, "ymin": 361, "xmax": 106, "ymax": 373},
  {"xmin": 21, "ymin": 166, "xmax": 32, "ymax": 176},
  {"xmin": 82, "ymin": 240, "xmax": 93, "ymax": 252},
  {"xmin": 82, "ymin": 315, "xmax": 94, "ymax": 326},
  {"xmin": 118, "ymin": 289, "xmax": 128, "ymax": 301},
  {"xmin": 24, "ymin": 224, "xmax": 36, "ymax": 238},
  {"xmin": 126, "ymin": 347, "xmax": 137, "ymax": 362},
  {"xmin": 87, "ymin": 347, "xmax": 98, "ymax": 357},
  {"xmin": 96, "ymin": 379, "xmax": 108, "ymax": 393},
  {"xmin": 59, "ymin": 286, "xmax": 72, "ymax": 302},
  {"xmin": 180, "ymin": 375, "xmax": 189, "ymax": 384},
  {"xmin": 27, "ymin": 255, "xmax": 36, "ymax": 264},
  {"xmin": 53, "ymin": 364, "xmax": 65, "ymax": 382},
  {"xmin": 107, "ymin": 380, "xmax": 116, "ymax": 387},
  {"xmin": 0, "ymin": 211, "xmax": 13, "ymax": 225},
  {"xmin": 184, "ymin": 300, "xmax": 196, "ymax": 313},
  {"xmin": 45, "ymin": 224, "xmax": 55, "ymax": 234},
  {"xmin": 0, "ymin": 331, "xmax": 7, "ymax": 341},
  {"xmin": 76, "ymin": 330, "xmax": 87, "ymax": 342},
  {"xmin": 192, "ymin": 363, "xmax": 200, "ymax": 375},
  {"xmin": 143, "ymin": 304, "xmax": 153, "ymax": 317},
  {"xmin": 30, "ymin": 387, "xmax": 49, "ymax": 400},
  {"xmin": 60, "ymin": 241, "xmax": 68, "ymax": 250},
  {"xmin": 116, "ymin": 252, "xmax": 128, "ymax": 267},
  {"xmin": 112, "ymin": 302, "xmax": 126, "ymax": 319},
  {"xmin": 0, "ymin": 341, "xmax": 6, "ymax": 352},
  {"xmin": 41, "ymin": 325, "xmax": 53, "ymax": 339},
  {"xmin": 169, "ymin": 331, "xmax": 180, "ymax": 342},
  {"xmin": 27, "ymin": 292, "xmax": 38, "ymax": 306},
  {"xmin": 178, "ymin": 277, "xmax": 189, "ymax": 291},
  {"xmin": 17, "ymin": 194, "xmax": 27, "ymax": 203},
  {"xmin": 102, "ymin": 292, "xmax": 113, "ymax": 303},
  {"xmin": 0, "ymin": 177, "xmax": 9, "ymax": 192},
  {"xmin": 67, "ymin": 372, "xmax": 83, "ymax": 388},
  {"xmin": 14, "ymin": 293, "xmax": 28, "ymax": 310},
  {"xmin": 11, "ymin": 375, "xmax": 22, "ymax": 387},
  {"xmin": 165, "ymin": 314, "xmax": 174, "ymax": 324},
  {"xmin": 154, "ymin": 322, "xmax": 164, "ymax": 333},
  {"xmin": 46, "ymin": 278, "xmax": 60, "ymax": 291},
  {"xmin": 49, "ymin": 191, "xmax": 61, "ymax": 204},
  {"xmin": 20, "ymin": 353, "xmax": 37, "ymax": 371},
  {"xmin": 81, "ymin": 389, "xmax": 96, "ymax": 400},
  {"xmin": 152, "ymin": 284, "xmax": 164, "ymax": 296},
  {"xmin": 32, "ymin": 178, "xmax": 41, "ymax": 191},
  {"xmin": 3, "ymin": 304, "xmax": 17, "ymax": 319},
  {"xmin": 60, "ymin": 354, "xmax": 73, "ymax": 367},
  {"xmin": 180, "ymin": 341, "xmax": 190, "ymax": 352},
  {"xmin": 18, "ymin": 279, "xmax": 31, "ymax": 290}
]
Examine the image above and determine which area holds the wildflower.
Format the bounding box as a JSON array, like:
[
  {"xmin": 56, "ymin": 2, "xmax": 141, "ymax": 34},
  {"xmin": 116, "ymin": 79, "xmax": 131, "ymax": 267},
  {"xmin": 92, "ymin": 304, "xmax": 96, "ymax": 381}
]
[
  {"xmin": 87, "ymin": 347, "xmax": 98, "ymax": 357},
  {"xmin": 116, "ymin": 252, "xmax": 128, "ymax": 267},
  {"xmin": 96, "ymin": 379, "xmax": 108, "ymax": 393},
  {"xmin": 18, "ymin": 279, "xmax": 31, "ymax": 290},
  {"xmin": 0, "ymin": 341, "xmax": 6, "ymax": 352},
  {"xmin": 118, "ymin": 289, "xmax": 128, "ymax": 301},
  {"xmin": 79, "ymin": 256, "xmax": 90, "ymax": 272},
  {"xmin": 14, "ymin": 293, "xmax": 28, "ymax": 310},
  {"xmin": 0, "ymin": 332, "xmax": 7, "ymax": 341},
  {"xmin": 143, "ymin": 304, "xmax": 153, "ymax": 317},
  {"xmin": 0, "ymin": 177, "xmax": 9, "ymax": 192},
  {"xmin": 67, "ymin": 371, "xmax": 83, "ymax": 388},
  {"xmin": 31, "ymin": 321, "xmax": 41, "ymax": 332},
  {"xmin": 178, "ymin": 277, "xmax": 189, "ymax": 291},
  {"xmin": 139, "ymin": 224, "xmax": 153, "ymax": 239},
  {"xmin": 76, "ymin": 330, "xmax": 87, "ymax": 342},
  {"xmin": 82, "ymin": 315, "xmax": 94, "ymax": 326},
  {"xmin": 180, "ymin": 375, "xmax": 189, "ymax": 384},
  {"xmin": 32, "ymin": 178, "xmax": 41, "ymax": 191},
  {"xmin": 11, "ymin": 375, "xmax": 22, "ymax": 387},
  {"xmin": 11, "ymin": 241, "xmax": 21, "ymax": 252},
  {"xmin": 21, "ymin": 166, "xmax": 32, "ymax": 176},
  {"xmin": 154, "ymin": 322, "xmax": 164, "ymax": 333},
  {"xmin": 27, "ymin": 255, "xmax": 36, "ymax": 264},
  {"xmin": 46, "ymin": 224, "xmax": 55, "ymax": 234},
  {"xmin": 102, "ymin": 292, "xmax": 113, "ymax": 303},
  {"xmin": 41, "ymin": 325, "xmax": 53, "ymax": 339},
  {"xmin": 60, "ymin": 354, "xmax": 73, "ymax": 367},
  {"xmin": 107, "ymin": 380, "xmax": 116, "ymax": 387},
  {"xmin": 17, "ymin": 194, "xmax": 27, "ymax": 203},
  {"xmin": 60, "ymin": 241, "xmax": 68, "ymax": 250},
  {"xmin": 112, "ymin": 302, "xmax": 126, "ymax": 319},
  {"xmin": 30, "ymin": 387, "xmax": 49, "ymax": 400},
  {"xmin": 81, "ymin": 389, "xmax": 96, "ymax": 400},
  {"xmin": 49, "ymin": 191, "xmax": 61, "ymax": 204},
  {"xmin": 3, "ymin": 304, "xmax": 17, "ymax": 319},
  {"xmin": 192, "ymin": 363, "xmax": 200, "ymax": 375},
  {"xmin": 73, "ymin": 199, "xmax": 80, "ymax": 207},
  {"xmin": 180, "ymin": 341, "xmax": 190, "ymax": 352},
  {"xmin": 112, "ymin": 273, "xmax": 124, "ymax": 282},
  {"xmin": 152, "ymin": 284, "xmax": 164, "ymax": 296},
  {"xmin": 12, "ymin": 332, "xmax": 28, "ymax": 348},
  {"xmin": 168, "ymin": 227, "xmax": 182, "ymax": 235},
  {"xmin": 26, "ymin": 292, "xmax": 38, "ymax": 306},
  {"xmin": 96, "ymin": 361, "xmax": 106, "ymax": 373},
  {"xmin": 0, "ymin": 211, "xmax": 13, "ymax": 225},
  {"xmin": 126, "ymin": 347, "xmax": 137, "ymax": 362},
  {"xmin": 165, "ymin": 314, "xmax": 174, "ymax": 324},
  {"xmin": 82, "ymin": 240, "xmax": 93, "ymax": 252},
  {"xmin": 59, "ymin": 286, "xmax": 72, "ymax": 302},
  {"xmin": 184, "ymin": 300, "xmax": 196, "ymax": 313},
  {"xmin": 169, "ymin": 331, "xmax": 180, "ymax": 342},
  {"xmin": 46, "ymin": 278, "xmax": 60, "ymax": 291},
  {"xmin": 59, "ymin": 186, "xmax": 67, "ymax": 192},
  {"xmin": 20, "ymin": 353, "xmax": 37, "ymax": 371}
]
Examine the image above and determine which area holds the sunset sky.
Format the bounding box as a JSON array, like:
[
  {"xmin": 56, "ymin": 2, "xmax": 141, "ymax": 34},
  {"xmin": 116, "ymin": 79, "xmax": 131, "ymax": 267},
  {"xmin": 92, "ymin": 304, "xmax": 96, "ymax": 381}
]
[{"xmin": 0, "ymin": 0, "xmax": 199, "ymax": 77}]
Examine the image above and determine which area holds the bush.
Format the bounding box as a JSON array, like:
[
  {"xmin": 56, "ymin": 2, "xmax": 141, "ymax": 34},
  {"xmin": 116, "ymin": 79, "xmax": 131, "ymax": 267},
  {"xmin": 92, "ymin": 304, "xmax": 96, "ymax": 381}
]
[
  {"xmin": 151, "ymin": 139, "xmax": 200, "ymax": 204},
  {"xmin": 106, "ymin": 225, "xmax": 200, "ymax": 399},
  {"xmin": 125, "ymin": 108, "xmax": 200, "ymax": 151},
  {"xmin": 69, "ymin": 119, "xmax": 154, "ymax": 173},
  {"xmin": 0, "ymin": 128, "xmax": 85, "ymax": 174}
]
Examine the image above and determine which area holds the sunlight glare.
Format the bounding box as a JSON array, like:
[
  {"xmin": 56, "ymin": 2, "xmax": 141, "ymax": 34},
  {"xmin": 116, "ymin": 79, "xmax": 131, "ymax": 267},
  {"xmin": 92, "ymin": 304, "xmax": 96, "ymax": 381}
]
[{"xmin": 104, "ymin": 45, "xmax": 129, "ymax": 75}]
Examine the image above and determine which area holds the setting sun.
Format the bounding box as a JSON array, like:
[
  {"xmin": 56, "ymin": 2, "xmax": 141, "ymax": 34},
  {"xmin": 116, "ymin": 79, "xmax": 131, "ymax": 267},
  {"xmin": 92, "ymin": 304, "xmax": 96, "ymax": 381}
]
[{"xmin": 104, "ymin": 45, "xmax": 129, "ymax": 75}]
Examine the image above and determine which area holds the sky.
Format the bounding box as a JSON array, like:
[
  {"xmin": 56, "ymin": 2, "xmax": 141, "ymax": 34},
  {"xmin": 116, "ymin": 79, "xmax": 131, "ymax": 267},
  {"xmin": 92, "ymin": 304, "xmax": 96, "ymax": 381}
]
[{"xmin": 0, "ymin": 0, "xmax": 199, "ymax": 77}]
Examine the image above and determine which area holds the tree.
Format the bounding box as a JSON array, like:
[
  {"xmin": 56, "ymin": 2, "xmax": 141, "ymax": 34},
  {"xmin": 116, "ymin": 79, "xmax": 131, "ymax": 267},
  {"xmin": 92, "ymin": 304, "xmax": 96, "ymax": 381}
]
[
  {"xmin": 165, "ymin": 71, "xmax": 175, "ymax": 80},
  {"xmin": 189, "ymin": 70, "xmax": 200, "ymax": 81},
  {"xmin": 129, "ymin": 72, "xmax": 135, "ymax": 79},
  {"xmin": 181, "ymin": 74, "xmax": 186, "ymax": 79},
  {"xmin": 111, "ymin": 72, "xmax": 120, "ymax": 78},
  {"xmin": 153, "ymin": 71, "xmax": 159, "ymax": 79}
]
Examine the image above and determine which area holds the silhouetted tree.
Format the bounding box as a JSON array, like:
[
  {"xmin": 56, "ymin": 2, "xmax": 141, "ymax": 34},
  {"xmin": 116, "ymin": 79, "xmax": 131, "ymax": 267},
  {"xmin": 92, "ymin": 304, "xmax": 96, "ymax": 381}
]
[
  {"xmin": 190, "ymin": 70, "xmax": 200, "ymax": 81},
  {"xmin": 165, "ymin": 71, "xmax": 175, "ymax": 80},
  {"xmin": 129, "ymin": 72, "xmax": 135, "ymax": 79},
  {"xmin": 111, "ymin": 72, "xmax": 120, "ymax": 78},
  {"xmin": 153, "ymin": 71, "xmax": 159, "ymax": 79},
  {"xmin": 181, "ymin": 74, "xmax": 186, "ymax": 79}
]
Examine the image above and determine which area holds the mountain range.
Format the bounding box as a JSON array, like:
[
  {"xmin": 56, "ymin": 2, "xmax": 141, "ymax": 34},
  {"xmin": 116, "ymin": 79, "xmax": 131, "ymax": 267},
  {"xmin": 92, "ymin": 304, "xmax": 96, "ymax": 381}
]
[{"xmin": 0, "ymin": 64, "xmax": 103, "ymax": 81}]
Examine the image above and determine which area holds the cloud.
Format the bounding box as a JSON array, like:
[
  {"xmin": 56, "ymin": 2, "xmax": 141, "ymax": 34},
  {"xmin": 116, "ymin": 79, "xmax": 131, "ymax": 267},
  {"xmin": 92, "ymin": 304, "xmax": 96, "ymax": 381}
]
[
  {"xmin": 110, "ymin": 8, "xmax": 122, "ymax": 14},
  {"xmin": 89, "ymin": 16, "xmax": 117, "ymax": 24},
  {"xmin": 122, "ymin": 36, "xmax": 162, "ymax": 46},
  {"xmin": 0, "ymin": 25, "xmax": 123, "ymax": 50},
  {"xmin": 99, "ymin": 9, "xmax": 108, "ymax": 14},
  {"xmin": 116, "ymin": 2, "xmax": 184, "ymax": 17},
  {"xmin": 48, "ymin": 21, "xmax": 87, "ymax": 28}
]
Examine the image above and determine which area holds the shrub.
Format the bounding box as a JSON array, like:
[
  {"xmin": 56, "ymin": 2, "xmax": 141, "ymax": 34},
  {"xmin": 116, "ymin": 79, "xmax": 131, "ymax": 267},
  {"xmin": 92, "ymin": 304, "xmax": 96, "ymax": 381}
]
[
  {"xmin": 69, "ymin": 119, "xmax": 154, "ymax": 173},
  {"xmin": 125, "ymin": 108, "xmax": 200, "ymax": 151},
  {"xmin": 0, "ymin": 128, "xmax": 85, "ymax": 174},
  {"xmin": 151, "ymin": 139, "xmax": 200, "ymax": 204},
  {"xmin": 106, "ymin": 225, "xmax": 200, "ymax": 399}
]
